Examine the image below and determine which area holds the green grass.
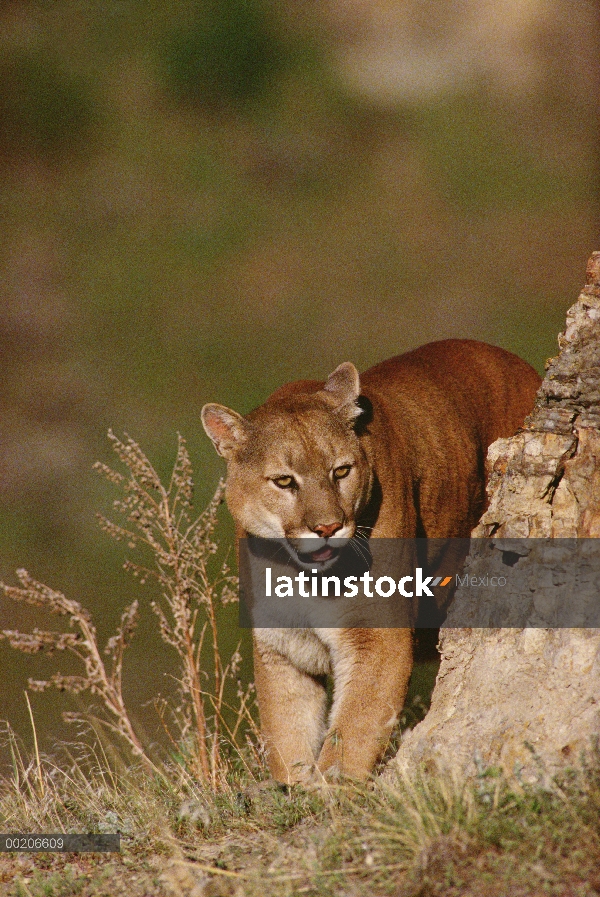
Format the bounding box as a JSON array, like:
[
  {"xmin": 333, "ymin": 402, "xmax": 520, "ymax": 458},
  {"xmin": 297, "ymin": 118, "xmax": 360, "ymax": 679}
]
[{"xmin": 1, "ymin": 740, "xmax": 599, "ymax": 896}]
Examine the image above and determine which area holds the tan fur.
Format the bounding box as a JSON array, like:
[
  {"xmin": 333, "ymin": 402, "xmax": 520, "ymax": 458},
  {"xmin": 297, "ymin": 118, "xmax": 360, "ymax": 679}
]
[{"xmin": 202, "ymin": 339, "xmax": 541, "ymax": 782}]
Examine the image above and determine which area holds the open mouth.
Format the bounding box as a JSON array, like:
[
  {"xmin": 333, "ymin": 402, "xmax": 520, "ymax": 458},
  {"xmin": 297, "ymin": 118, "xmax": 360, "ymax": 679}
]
[{"xmin": 297, "ymin": 545, "xmax": 340, "ymax": 565}]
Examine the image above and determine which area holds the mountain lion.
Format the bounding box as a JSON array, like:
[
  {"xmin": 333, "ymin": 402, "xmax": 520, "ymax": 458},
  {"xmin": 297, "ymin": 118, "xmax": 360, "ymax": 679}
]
[{"xmin": 201, "ymin": 339, "xmax": 540, "ymax": 782}]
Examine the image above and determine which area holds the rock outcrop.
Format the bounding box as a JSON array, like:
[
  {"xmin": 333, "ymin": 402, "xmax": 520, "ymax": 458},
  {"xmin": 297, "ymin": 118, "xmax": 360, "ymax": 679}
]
[{"xmin": 391, "ymin": 252, "xmax": 600, "ymax": 782}]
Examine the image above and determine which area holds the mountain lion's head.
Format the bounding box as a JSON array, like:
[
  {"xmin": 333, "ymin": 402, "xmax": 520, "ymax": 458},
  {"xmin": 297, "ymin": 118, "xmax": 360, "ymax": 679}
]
[{"xmin": 201, "ymin": 363, "xmax": 372, "ymax": 568}]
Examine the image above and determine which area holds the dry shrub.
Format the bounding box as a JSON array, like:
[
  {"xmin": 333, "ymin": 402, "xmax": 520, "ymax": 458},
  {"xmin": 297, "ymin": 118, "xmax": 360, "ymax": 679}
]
[{"xmin": 0, "ymin": 432, "xmax": 260, "ymax": 791}]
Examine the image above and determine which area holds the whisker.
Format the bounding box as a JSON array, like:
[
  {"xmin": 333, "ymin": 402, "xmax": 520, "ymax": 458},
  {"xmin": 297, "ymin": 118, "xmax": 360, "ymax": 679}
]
[
  {"xmin": 268, "ymin": 540, "xmax": 294, "ymax": 566},
  {"xmin": 354, "ymin": 531, "xmax": 372, "ymax": 545},
  {"xmin": 355, "ymin": 526, "xmax": 373, "ymax": 539},
  {"xmin": 349, "ymin": 536, "xmax": 370, "ymax": 564}
]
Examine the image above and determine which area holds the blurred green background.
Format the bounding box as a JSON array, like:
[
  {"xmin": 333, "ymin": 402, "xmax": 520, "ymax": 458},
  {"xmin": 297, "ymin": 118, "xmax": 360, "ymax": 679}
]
[{"xmin": 0, "ymin": 0, "xmax": 598, "ymax": 757}]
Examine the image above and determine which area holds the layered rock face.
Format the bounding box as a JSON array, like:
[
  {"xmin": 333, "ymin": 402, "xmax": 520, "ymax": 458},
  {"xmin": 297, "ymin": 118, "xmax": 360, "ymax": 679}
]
[{"xmin": 391, "ymin": 253, "xmax": 600, "ymax": 782}]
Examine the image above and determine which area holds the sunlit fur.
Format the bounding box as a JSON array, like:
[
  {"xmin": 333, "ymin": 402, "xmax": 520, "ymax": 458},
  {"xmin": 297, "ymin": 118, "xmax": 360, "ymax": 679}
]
[{"xmin": 202, "ymin": 340, "xmax": 541, "ymax": 783}]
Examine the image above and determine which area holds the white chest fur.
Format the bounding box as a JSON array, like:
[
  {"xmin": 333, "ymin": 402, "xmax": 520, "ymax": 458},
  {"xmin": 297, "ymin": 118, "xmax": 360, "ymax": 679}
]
[{"xmin": 254, "ymin": 627, "xmax": 332, "ymax": 677}]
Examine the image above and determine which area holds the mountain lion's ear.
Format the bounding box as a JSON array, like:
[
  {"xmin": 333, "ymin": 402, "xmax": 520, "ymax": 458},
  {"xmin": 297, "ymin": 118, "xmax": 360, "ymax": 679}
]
[
  {"xmin": 201, "ymin": 404, "xmax": 251, "ymax": 459},
  {"xmin": 321, "ymin": 362, "xmax": 362, "ymax": 422}
]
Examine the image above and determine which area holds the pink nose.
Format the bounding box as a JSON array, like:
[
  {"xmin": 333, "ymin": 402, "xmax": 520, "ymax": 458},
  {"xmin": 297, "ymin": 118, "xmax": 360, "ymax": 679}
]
[{"xmin": 313, "ymin": 522, "xmax": 342, "ymax": 539}]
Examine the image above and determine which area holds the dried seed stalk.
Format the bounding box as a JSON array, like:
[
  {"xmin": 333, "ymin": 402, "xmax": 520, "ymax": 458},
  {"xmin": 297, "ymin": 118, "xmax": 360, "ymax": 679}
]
[
  {"xmin": 1, "ymin": 432, "xmax": 244, "ymax": 790},
  {"xmin": 0, "ymin": 571, "xmax": 148, "ymax": 767},
  {"xmin": 96, "ymin": 431, "xmax": 239, "ymax": 788}
]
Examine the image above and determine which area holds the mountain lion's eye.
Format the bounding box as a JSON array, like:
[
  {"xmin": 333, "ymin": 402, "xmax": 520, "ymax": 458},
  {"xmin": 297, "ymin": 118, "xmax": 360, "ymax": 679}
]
[
  {"xmin": 272, "ymin": 475, "xmax": 295, "ymax": 489},
  {"xmin": 333, "ymin": 465, "xmax": 352, "ymax": 480}
]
